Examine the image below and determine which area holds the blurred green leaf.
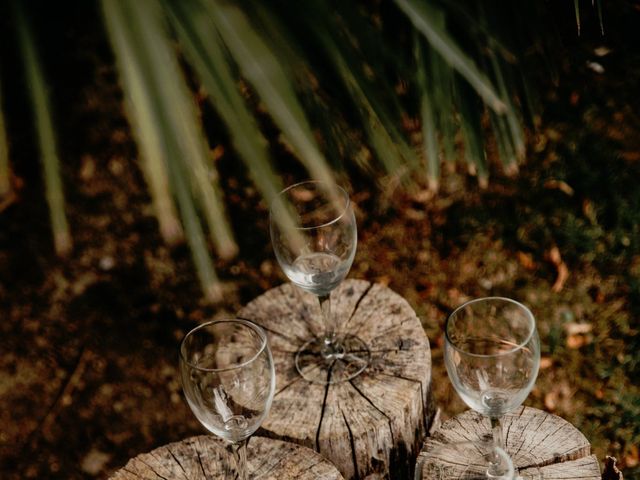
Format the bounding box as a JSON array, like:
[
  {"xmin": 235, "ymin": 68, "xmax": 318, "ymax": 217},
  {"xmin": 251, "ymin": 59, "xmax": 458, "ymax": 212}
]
[
  {"xmin": 102, "ymin": 0, "xmax": 226, "ymax": 301},
  {"xmin": 395, "ymin": 0, "xmax": 506, "ymax": 114},
  {"xmin": 13, "ymin": 0, "xmax": 71, "ymax": 256},
  {"xmin": 101, "ymin": 0, "xmax": 183, "ymax": 246},
  {"xmin": 204, "ymin": 0, "xmax": 336, "ymax": 189},
  {"xmin": 597, "ymin": 0, "xmax": 604, "ymax": 35},
  {"xmin": 415, "ymin": 36, "xmax": 440, "ymax": 190},
  {"xmin": 10, "ymin": 0, "xmax": 557, "ymax": 299},
  {"xmin": 456, "ymin": 78, "xmax": 488, "ymax": 185},
  {"xmin": 164, "ymin": 0, "xmax": 305, "ymax": 252}
]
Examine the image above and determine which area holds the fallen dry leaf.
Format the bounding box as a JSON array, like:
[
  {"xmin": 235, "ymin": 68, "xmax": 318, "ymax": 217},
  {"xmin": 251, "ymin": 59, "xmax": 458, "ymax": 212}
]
[
  {"xmin": 411, "ymin": 189, "xmax": 435, "ymax": 204},
  {"xmin": 517, "ymin": 251, "xmax": 536, "ymax": 270},
  {"xmin": 566, "ymin": 333, "xmax": 593, "ymax": 349},
  {"xmin": 547, "ymin": 246, "xmax": 569, "ymax": 292},
  {"xmin": 621, "ymin": 150, "xmax": 640, "ymax": 162},
  {"xmin": 583, "ymin": 199, "xmax": 598, "ymax": 224},
  {"xmin": 544, "ymin": 391, "xmax": 558, "ymax": 411},
  {"xmin": 553, "ymin": 263, "xmax": 570, "ymax": 293},
  {"xmin": 564, "ymin": 322, "xmax": 593, "ymax": 335},
  {"xmin": 544, "ymin": 179, "xmax": 574, "ymax": 196},
  {"xmin": 540, "ymin": 357, "xmax": 553, "ymax": 369},
  {"xmin": 211, "ymin": 144, "xmax": 225, "ymax": 161},
  {"xmin": 625, "ymin": 444, "xmax": 639, "ymax": 468},
  {"xmin": 543, "ymin": 380, "xmax": 573, "ymax": 412},
  {"xmin": 404, "ymin": 208, "xmax": 426, "ymax": 221}
]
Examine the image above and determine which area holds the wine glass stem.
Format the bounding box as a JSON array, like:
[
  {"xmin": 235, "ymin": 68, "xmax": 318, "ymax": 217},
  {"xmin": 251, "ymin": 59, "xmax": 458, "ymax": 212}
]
[
  {"xmin": 319, "ymin": 293, "xmax": 338, "ymax": 349},
  {"xmin": 228, "ymin": 438, "xmax": 248, "ymax": 480},
  {"xmin": 489, "ymin": 415, "xmax": 506, "ymax": 476}
]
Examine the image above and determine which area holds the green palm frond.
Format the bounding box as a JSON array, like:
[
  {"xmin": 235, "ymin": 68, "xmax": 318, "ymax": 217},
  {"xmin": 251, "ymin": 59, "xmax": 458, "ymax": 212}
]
[
  {"xmin": 395, "ymin": 0, "xmax": 507, "ymax": 114},
  {"xmin": 456, "ymin": 78, "xmax": 488, "ymax": 186},
  {"xmin": 102, "ymin": 0, "xmax": 228, "ymax": 301},
  {"xmin": 13, "ymin": 0, "xmax": 72, "ymax": 256},
  {"xmin": 9, "ymin": 0, "xmax": 559, "ymax": 299},
  {"xmin": 415, "ymin": 36, "xmax": 440, "ymax": 190},
  {"xmin": 162, "ymin": 0, "xmax": 305, "ymax": 251},
  {"xmin": 574, "ymin": 0, "xmax": 605, "ymax": 35},
  {"xmin": 202, "ymin": 0, "xmax": 336, "ymax": 189}
]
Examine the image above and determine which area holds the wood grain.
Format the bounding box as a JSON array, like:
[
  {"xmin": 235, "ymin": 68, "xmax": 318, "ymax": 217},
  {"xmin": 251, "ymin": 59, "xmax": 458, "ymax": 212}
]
[
  {"xmin": 417, "ymin": 406, "xmax": 601, "ymax": 479},
  {"xmin": 109, "ymin": 435, "xmax": 344, "ymax": 480},
  {"xmin": 239, "ymin": 280, "xmax": 434, "ymax": 480}
]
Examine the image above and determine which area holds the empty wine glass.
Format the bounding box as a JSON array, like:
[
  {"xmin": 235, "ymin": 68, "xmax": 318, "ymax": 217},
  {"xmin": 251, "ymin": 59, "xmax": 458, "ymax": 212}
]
[
  {"xmin": 270, "ymin": 180, "xmax": 369, "ymax": 384},
  {"xmin": 415, "ymin": 440, "xmax": 515, "ymax": 479},
  {"xmin": 180, "ymin": 319, "xmax": 276, "ymax": 480},
  {"xmin": 444, "ymin": 297, "xmax": 541, "ymax": 478}
]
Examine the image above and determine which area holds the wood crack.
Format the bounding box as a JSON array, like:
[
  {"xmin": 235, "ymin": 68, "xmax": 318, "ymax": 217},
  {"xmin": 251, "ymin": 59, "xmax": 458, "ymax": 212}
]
[
  {"xmin": 453, "ymin": 415, "xmax": 478, "ymax": 443},
  {"xmin": 341, "ymin": 406, "xmax": 360, "ymax": 479},
  {"xmin": 341, "ymin": 282, "xmax": 374, "ymax": 332},
  {"xmin": 166, "ymin": 446, "xmax": 188, "ymax": 478},
  {"xmin": 517, "ymin": 414, "xmax": 573, "ymax": 465},
  {"xmin": 236, "ymin": 315, "xmax": 304, "ymax": 345},
  {"xmin": 357, "ymin": 316, "xmax": 417, "ymax": 339},
  {"xmin": 305, "ymin": 456, "xmax": 324, "ymax": 471},
  {"xmin": 315, "ymin": 362, "xmax": 334, "ymax": 451},
  {"xmin": 230, "ymin": 279, "xmax": 433, "ymax": 478},
  {"xmin": 139, "ymin": 458, "xmax": 169, "ymax": 480},
  {"xmin": 122, "ymin": 467, "xmax": 145, "ymax": 479},
  {"xmin": 377, "ymin": 372, "xmax": 428, "ymax": 433},
  {"xmin": 349, "ymin": 380, "xmax": 395, "ymax": 439},
  {"xmin": 274, "ymin": 373, "xmax": 304, "ymax": 396},
  {"xmin": 112, "ymin": 436, "xmax": 345, "ymax": 479},
  {"xmin": 196, "ymin": 448, "xmax": 208, "ymax": 478}
]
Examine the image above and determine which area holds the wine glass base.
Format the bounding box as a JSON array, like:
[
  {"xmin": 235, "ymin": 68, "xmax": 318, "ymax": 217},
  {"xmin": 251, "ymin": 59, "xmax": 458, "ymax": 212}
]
[
  {"xmin": 295, "ymin": 335, "xmax": 370, "ymax": 384},
  {"xmin": 417, "ymin": 440, "xmax": 515, "ymax": 480}
]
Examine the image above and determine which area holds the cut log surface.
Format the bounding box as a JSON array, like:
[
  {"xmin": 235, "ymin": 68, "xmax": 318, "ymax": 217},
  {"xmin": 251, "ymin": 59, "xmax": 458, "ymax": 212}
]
[
  {"xmin": 109, "ymin": 435, "xmax": 344, "ymax": 480},
  {"xmin": 416, "ymin": 406, "xmax": 601, "ymax": 479},
  {"xmin": 238, "ymin": 280, "xmax": 434, "ymax": 480}
]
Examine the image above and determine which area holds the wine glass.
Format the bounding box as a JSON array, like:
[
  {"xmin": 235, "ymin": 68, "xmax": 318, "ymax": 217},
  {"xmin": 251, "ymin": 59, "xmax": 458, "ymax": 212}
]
[
  {"xmin": 444, "ymin": 297, "xmax": 541, "ymax": 478},
  {"xmin": 269, "ymin": 180, "xmax": 369, "ymax": 384},
  {"xmin": 415, "ymin": 440, "xmax": 515, "ymax": 479},
  {"xmin": 180, "ymin": 319, "xmax": 276, "ymax": 480}
]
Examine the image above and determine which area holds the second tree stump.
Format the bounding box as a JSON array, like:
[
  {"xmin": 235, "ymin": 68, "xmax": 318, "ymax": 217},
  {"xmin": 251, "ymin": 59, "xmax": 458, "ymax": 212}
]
[
  {"xmin": 417, "ymin": 406, "xmax": 602, "ymax": 479},
  {"xmin": 239, "ymin": 279, "xmax": 434, "ymax": 480}
]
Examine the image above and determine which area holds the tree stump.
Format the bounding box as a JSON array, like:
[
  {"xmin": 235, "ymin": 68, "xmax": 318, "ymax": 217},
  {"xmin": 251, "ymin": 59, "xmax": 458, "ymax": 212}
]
[
  {"xmin": 416, "ymin": 406, "xmax": 601, "ymax": 479},
  {"xmin": 109, "ymin": 435, "xmax": 344, "ymax": 479},
  {"xmin": 238, "ymin": 279, "xmax": 434, "ymax": 480}
]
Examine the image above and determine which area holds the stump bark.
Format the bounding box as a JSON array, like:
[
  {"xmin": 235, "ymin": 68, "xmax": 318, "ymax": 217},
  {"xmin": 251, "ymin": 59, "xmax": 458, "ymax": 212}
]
[
  {"xmin": 109, "ymin": 435, "xmax": 344, "ymax": 479},
  {"xmin": 417, "ymin": 406, "xmax": 601, "ymax": 479},
  {"xmin": 238, "ymin": 279, "xmax": 434, "ymax": 480}
]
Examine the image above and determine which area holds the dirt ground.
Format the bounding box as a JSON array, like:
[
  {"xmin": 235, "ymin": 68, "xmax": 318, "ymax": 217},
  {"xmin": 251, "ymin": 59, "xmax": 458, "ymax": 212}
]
[{"xmin": 1, "ymin": 3, "xmax": 639, "ymax": 479}]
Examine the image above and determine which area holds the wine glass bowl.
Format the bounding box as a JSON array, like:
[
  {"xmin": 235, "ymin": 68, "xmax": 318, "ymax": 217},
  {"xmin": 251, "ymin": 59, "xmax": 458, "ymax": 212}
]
[
  {"xmin": 270, "ymin": 180, "xmax": 369, "ymax": 384},
  {"xmin": 443, "ymin": 297, "xmax": 541, "ymax": 478},
  {"xmin": 180, "ymin": 319, "xmax": 276, "ymax": 479},
  {"xmin": 444, "ymin": 297, "xmax": 540, "ymax": 418},
  {"xmin": 270, "ymin": 181, "xmax": 356, "ymax": 297}
]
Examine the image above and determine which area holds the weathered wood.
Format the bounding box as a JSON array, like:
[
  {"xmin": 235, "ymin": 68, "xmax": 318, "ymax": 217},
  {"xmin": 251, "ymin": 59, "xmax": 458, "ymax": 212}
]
[
  {"xmin": 602, "ymin": 456, "xmax": 624, "ymax": 480},
  {"xmin": 416, "ymin": 406, "xmax": 601, "ymax": 480},
  {"xmin": 239, "ymin": 280, "xmax": 434, "ymax": 480},
  {"xmin": 109, "ymin": 435, "xmax": 344, "ymax": 479}
]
